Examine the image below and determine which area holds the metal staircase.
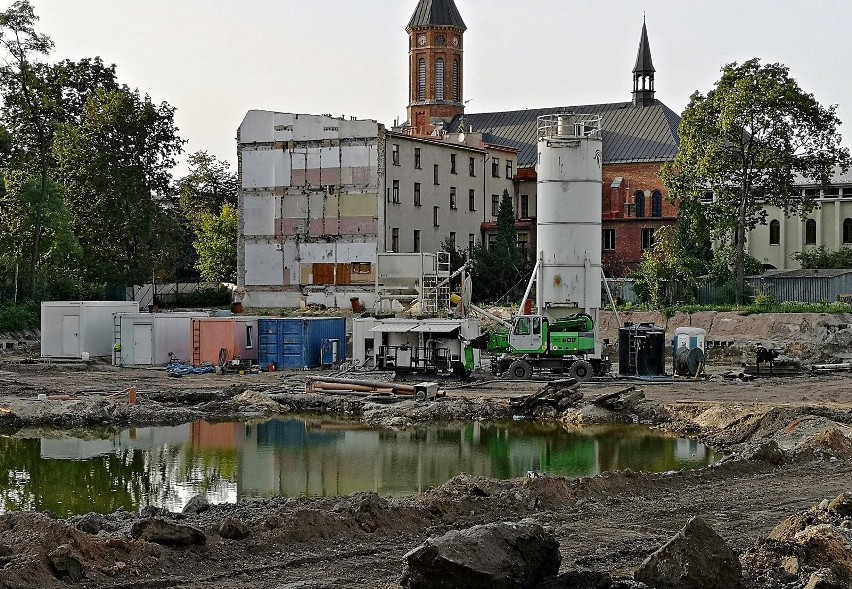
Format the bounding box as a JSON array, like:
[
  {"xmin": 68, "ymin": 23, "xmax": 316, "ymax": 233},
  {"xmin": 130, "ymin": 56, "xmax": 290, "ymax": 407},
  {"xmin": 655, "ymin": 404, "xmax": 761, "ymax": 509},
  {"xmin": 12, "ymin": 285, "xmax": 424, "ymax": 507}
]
[{"xmin": 420, "ymin": 252, "xmax": 451, "ymax": 315}]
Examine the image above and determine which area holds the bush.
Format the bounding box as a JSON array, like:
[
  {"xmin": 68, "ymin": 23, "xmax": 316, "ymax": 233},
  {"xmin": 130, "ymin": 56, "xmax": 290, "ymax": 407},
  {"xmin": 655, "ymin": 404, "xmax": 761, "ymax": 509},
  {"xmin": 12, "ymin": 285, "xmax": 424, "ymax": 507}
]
[
  {"xmin": 158, "ymin": 286, "xmax": 231, "ymax": 308},
  {"xmin": 0, "ymin": 302, "xmax": 39, "ymax": 332}
]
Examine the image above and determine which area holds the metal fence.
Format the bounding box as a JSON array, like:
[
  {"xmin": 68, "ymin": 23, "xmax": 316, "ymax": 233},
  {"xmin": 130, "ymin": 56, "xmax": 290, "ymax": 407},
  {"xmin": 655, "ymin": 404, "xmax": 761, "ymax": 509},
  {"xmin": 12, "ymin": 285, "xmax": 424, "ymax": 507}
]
[{"xmin": 697, "ymin": 272, "xmax": 852, "ymax": 304}]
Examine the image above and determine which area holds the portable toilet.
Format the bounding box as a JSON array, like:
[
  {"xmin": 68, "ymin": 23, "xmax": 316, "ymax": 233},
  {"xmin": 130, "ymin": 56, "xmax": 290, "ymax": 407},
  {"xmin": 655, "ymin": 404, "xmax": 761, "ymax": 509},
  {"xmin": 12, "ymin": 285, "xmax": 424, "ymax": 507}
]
[
  {"xmin": 41, "ymin": 301, "xmax": 140, "ymax": 358},
  {"xmin": 190, "ymin": 316, "xmax": 259, "ymax": 366},
  {"xmin": 257, "ymin": 317, "xmax": 346, "ymax": 370},
  {"xmin": 113, "ymin": 312, "xmax": 206, "ymax": 367},
  {"xmin": 672, "ymin": 327, "xmax": 707, "ymax": 376}
]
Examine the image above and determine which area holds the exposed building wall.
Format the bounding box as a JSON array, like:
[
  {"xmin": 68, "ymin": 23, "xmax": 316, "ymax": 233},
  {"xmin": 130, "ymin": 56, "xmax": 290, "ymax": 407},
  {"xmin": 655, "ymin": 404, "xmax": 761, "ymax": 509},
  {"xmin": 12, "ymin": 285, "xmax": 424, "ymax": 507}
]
[{"xmin": 237, "ymin": 111, "xmax": 384, "ymax": 308}]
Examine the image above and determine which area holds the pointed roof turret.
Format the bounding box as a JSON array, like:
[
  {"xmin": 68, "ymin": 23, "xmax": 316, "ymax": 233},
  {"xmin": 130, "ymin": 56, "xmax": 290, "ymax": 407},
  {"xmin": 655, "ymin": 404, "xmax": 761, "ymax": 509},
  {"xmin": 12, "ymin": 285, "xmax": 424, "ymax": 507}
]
[
  {"xmin": 633, "ymin": 19, "xmax": 655, "ymax": 74},
  {"xmin": 407, "ymin": 0, "xmax": 466, "ymax": 32}
]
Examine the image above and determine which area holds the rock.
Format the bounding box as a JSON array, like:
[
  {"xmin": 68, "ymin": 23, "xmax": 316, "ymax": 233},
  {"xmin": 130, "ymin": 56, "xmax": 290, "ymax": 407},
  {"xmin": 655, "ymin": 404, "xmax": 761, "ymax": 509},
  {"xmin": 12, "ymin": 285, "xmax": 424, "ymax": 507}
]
[
  {"xmin": 219, "ymin": 517, "xmax": 250, "ymax": 540},
  {"xmin": 792, "ymin": 525, "xmax": 852, "ymax": 576},
  {"xmin": 401, "ymin": 521, "xmax": 561, "ymax": 589},
  {"xmin": 74, "ymin": 513, "xmax": 107, "ymax": 535},
  {"xmin": 534, "ymin": 570, "xmax": 612, "ymax": 588},
  {"xmin": 0, "ymin": 543, "xmax": 12, "ymax": 567},
  {"xmin": 769, "ymin": 513, "xmax": 811, "ymax": 542},
  {"xmin": 47, "ymin": 544, "xmax": 85, "ymax": 582},
  {"xmin": 804, "ymin": 568, "xmax": 847, "ymax": 589},
  {"xmin": 633, "ymin": 517, "xmax": 742, "ymax": 589},
  {"xmin": 182, "ymin": 495, "xmax": 210, "ymax": 515},
  {"xmin": 827, "ymin": 492, "xmax": 852, "ymax": 517},
  {"xmin": 130, "ymin": 518, "xmax": 206, "ymax": 546},
  {"xmin": 743, "ymin": 440, "xmax": 785, "ymax": 465},
  {"xmin": 782, "ymin": 556, "xmax": 800, "ymax": 576}
]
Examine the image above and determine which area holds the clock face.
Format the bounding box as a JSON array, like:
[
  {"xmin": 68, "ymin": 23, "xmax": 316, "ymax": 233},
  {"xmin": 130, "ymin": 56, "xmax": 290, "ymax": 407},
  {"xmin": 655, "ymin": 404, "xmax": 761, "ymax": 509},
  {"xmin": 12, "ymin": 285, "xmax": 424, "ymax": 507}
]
[
  {"xmin": 436, "ymin": 34, "xmax": 445, "ymax": 46},
  {"xmin": 417, "ymin": 35, "xmax": 426, "ymax": 46},
  {"xmin": 452, "ymin": 36, "xmax": 459, "ymax": 47}
]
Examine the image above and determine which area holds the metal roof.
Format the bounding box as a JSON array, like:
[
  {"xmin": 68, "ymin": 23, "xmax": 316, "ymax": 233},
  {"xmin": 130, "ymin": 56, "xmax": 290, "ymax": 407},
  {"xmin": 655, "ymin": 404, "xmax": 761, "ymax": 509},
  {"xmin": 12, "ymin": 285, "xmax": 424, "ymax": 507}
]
[
  {"xmin": 410, "ymin": 322, "xmax": 461, "ymax": 333},
  {"xmin": 407, "ymin": 0, "xmax": 466, "ymax": 31},
  {"xmin": 450, "ymin": 101, "xmax": 681, "ymax": 167},
  {"xmin": 633, "ymin": 21, "xmax": 655, "ymax": 74},
  {"xmin": 752, "ymin": 269, "xmax": 852, "ymax": 279},
  {"xmin": 369, "ymin": 323, "xmax": 418, "ymax": 333}
]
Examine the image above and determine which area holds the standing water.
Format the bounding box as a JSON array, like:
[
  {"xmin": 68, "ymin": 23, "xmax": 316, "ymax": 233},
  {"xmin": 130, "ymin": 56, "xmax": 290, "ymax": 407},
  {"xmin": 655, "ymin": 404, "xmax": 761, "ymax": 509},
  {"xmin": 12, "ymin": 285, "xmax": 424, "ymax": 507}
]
[{"xmin": 0, "ymin": 418, "xmax": 720, "ymax": 517}]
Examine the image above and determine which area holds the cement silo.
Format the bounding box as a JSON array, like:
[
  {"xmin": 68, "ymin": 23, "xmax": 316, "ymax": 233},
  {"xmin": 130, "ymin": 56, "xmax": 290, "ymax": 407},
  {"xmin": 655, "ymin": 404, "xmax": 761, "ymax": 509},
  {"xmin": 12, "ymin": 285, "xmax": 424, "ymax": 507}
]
[{"xmin": 535, "ymin": 113, "xmax": 603, "ymax": 322}]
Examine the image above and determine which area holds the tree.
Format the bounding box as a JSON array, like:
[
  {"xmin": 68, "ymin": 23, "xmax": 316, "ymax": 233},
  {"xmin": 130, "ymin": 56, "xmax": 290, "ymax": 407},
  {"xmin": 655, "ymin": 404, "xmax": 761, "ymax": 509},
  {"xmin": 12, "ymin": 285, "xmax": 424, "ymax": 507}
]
[
  {"xmin": 632, "ymin": 226, "xmax": 697, "ymax": 307},
  {"xmin": 177, "ymin": 151, "xmax": 238, "ymax": 222},
  {"xmin": 0, "ymin": 0, "xmax": 54, "ymax": 295},
  {"xmin": 53, "ymin": 87, "xmax": 185, "ymax": 285},
  {"xmin": 793, "ymin": 246, "xmax": 852, "ymax": 269},
  {"xmin": 661, "ymin": 59, "xmax": 851, "ymax": 303},
  {"xmin": 193, "ymin": 204, "xmax": 238, "ymax": 283}
]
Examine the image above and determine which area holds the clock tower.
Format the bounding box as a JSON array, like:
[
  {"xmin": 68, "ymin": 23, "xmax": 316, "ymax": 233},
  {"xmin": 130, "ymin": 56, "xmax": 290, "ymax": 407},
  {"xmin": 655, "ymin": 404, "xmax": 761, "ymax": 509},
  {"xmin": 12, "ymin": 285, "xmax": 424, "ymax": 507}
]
[{"xmin": 406, "ymin": 0, "xmax": 466, "ymax": 135}]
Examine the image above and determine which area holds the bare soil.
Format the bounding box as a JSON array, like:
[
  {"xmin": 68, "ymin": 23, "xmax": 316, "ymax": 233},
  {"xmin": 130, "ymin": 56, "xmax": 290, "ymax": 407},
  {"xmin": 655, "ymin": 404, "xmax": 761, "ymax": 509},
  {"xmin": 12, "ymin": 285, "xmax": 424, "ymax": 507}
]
[{"xmin": 0, "ymin": 356, "xmax": 851, "ymax": 588}]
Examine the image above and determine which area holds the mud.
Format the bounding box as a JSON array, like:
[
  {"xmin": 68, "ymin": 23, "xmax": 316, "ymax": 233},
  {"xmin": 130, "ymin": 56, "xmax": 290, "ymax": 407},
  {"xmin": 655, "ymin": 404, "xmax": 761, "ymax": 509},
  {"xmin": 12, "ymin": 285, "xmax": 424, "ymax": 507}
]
[{"xmin": 0, "ymin": 357, "xmax": 851, "ymax": 588}]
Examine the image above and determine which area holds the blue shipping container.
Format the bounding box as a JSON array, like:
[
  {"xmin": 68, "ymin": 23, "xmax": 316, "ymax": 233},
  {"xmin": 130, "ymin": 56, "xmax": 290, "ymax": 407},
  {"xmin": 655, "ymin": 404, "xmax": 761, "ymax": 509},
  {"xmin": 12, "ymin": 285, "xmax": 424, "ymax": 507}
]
[{"xmin": 258, "ymin": 318, "xmax": 347, "ymax": 369}]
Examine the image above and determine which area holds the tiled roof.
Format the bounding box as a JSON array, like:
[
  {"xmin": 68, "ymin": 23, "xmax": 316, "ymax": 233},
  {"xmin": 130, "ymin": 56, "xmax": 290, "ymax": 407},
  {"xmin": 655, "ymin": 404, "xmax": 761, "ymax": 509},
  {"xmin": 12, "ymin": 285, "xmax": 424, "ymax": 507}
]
[
  {"xmin": 407, "ymin": 0, "xmax": 466, "ymax": 31},
  {"xmin": 450, "ymin": 101, "xmax": 681, "ymax": 167}
]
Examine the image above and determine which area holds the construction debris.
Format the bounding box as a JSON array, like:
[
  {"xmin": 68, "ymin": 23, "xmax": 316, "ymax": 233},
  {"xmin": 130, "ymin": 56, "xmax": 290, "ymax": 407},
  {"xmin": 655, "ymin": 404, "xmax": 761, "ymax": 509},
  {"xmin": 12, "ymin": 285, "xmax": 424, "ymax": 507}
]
[
  {"xmin": 510, "ymin": 378, "xmax": 583, "ymax": 412},
  {"xmin": 590, "ymin": 386, "xmax": 645, "ymax": 411}
]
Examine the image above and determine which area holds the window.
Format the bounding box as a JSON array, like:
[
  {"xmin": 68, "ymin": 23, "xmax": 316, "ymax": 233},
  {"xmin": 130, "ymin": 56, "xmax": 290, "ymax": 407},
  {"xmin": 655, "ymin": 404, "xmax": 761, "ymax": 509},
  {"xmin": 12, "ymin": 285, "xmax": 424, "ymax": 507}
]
[
  {"xmin": 651, "ymin": 190, "xmax": 662, "ymax": 218},
  {"xmin": 603, "ymin": 229, "xmax": 616, "ymax": 251},
  {"xmin": 414, "ymin": 148, "xmax": 421, "ymax": 169},
  {"xmin": 804, "ymin": 188, "xmax": 820, "ymax": 198},
  {"xmin": 417, "ymin": 59, "xmax": 426, "ymax": 101},
  {"xmin": 641, "ymin": 228, "xmax": 655, "ymax": 250},
  {"xmin": 392, "ymin": 144, "xmax": 399, "ymax": 165},
  {"xmin": 844, "ymin": 218, "xmax": 852, "ymax": 244},
  {"xmin": 433, "ymin": 164, "xmax": 439, "ymax": 185},
  {"xmin": 520, "ymin": 195, "xmax": 529, "ymax": 218},
  {"xmin": 449, "ymin": 231, "xmax": 456, "ymax": 248},
  {"xmin": 488, "ymin": 234, "xmax": 497, "ymax": 249},
  {"xmin": 469, "ymin": 157, "xmax": 476, "ymax": 176},
  {"xmin": 450, "ymin": 187, "xmax": 457, "ymax": 209},
  {"xmin": 513, "ymin": 317, "xmax": 530, "ymax": 336},
  {"xmin": 450, "ymin": 154, "xmax": 457, "ymax": 174},
  {"xmin": 245, "ymin": 325, "xmax": 254, "ymax": 349},
  {"xmin": 435, "ymin": 58, "xmax": 444, "ymax": 100},
  {"xmin": 517, "ymin": 233, "xmax": 529, "ymax": 258},
  {"xmin": 352, "ymin": 262, "xmax": 372, "ymax": 274},
  {"xmin": 433, "ymin": 206, "xmax": 439, "ymax": 227},
  {"xmin": 468, "ymin": 234, "xmax": 475, "ymax": 251},
  {"xmin": 635, "ymin": 191, "xmax": 646, "ymax": 218},
  {"xmin": 468, "ymin": 189, "xmax": 476, "ymax": 211},
  {"xmin": 413, "ymin": 230, "xmax": 421, "ymax": 253},
  {"xmin": 392, "ymin": 180, "xmax": 400, "ymax": 204},
  {"xmin": 769, "ymin": 220, "xmax": 780, "ymax": 245},
  {"xmin": 824, "ymin": 186, "xmax": 840, "ymax": 197},
  {"xmin": 844, "ymin": 188, "xmax": 852, "ymax": 198},
  {"xmin": 492, "ymin": 194, "xmax": 500, "ymax": 217},
  {"xmin": 805, "ymin": 219, "xmax": 817, "ymax": 245},
  {"xmin": 492, "ymin": 158, "xmax": 500, "ymax": 178},
  {"xmin": 414, "ymin": 182, "xmax": 421, "ymax": 206},
  {"xmin": 506, "ymin": 160, "xmax": 513, "ymax": 179},
  {"xmin": 452, "ymin": 59, "xmax": 460, "ymax": 102},
  {"xmin": 391, "ymin": 228, "xmax": 399, "ymax": 252}
]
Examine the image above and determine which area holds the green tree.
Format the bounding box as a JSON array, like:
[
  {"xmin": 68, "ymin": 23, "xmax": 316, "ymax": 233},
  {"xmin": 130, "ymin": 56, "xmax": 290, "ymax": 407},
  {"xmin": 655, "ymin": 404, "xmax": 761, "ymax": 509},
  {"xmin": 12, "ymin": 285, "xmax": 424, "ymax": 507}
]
[
  {"xmin": 177, "ymin": 151, "xmax": 238, "ymax": 222},
  {"xmin": 632, "ymin": 226, "xmax": 697, "ymax": 307},
  {"xmin": 193, "ymin": 204, "xmax": 238, "ymax": 283},
  {"xmin": 793, "ymin": 246, "xmax": 852, "ymax": 269},
  {"xmin": 0, "ymin": 0, "xmax": 54, "ymax": 295},
  {"xmin": 53, "ymin": 87, "xmax": 185, "ymax": 285},
  {"xmin": 661, "ymin": 59, "xmax": 850, "ymax": 303}
]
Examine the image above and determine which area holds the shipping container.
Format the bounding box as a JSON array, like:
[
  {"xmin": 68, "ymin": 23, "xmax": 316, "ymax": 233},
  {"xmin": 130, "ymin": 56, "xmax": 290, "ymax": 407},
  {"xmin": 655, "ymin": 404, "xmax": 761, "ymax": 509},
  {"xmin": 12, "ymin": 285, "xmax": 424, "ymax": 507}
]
[
  {"xmin": 41, "ymin": 301, "xmax": 140, "ymax": 358},
  {"xmin": 258, "ymin": 317, "xmax": 347, "ymax": 369},
  {"xmin": 113, "ymin": 312, "xmax": 207, "ymax": 367},
  {"xmin": 190, "ymin": 317, "xmax": 259, "ymax": 366}
]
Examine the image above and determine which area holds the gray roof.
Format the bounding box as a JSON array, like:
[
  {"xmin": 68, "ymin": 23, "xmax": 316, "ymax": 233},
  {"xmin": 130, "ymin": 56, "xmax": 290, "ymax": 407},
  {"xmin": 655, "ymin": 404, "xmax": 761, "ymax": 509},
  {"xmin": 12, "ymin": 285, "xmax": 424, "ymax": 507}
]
[
  {"xmin": 450, "ymin": 101, "xmax": 681, "ymax": 167},
  {"xmin": 407, "ymin": 0, "xmax": 466, "ymax": 31},
  {"xmin": 633, "ymin": 21, "xmax": 655, "ymax": 74},
  {"xmin": 752, "ymin": 269, "xmax": 852, "ymax": 279}
]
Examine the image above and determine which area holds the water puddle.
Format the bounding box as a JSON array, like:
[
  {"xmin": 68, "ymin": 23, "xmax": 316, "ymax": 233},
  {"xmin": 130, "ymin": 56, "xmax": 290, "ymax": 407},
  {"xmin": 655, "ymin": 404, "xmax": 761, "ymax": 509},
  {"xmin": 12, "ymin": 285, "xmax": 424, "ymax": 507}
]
[{"xmin": 0, "ymin": 418, "xmax": 721, "ymax": 517}]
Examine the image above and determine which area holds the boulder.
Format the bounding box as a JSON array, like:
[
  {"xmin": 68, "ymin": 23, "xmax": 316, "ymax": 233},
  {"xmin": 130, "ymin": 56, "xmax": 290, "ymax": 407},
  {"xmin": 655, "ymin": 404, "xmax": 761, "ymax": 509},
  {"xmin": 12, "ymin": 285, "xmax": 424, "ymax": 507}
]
[
  {"xmin": 48, "ymin": 544, "xmax": 85, "ymax": 582},
  {"xmin": 219, "ymin": 517, "xmax": 250, "ymax": 540},
  {"xmin": 769, "ymin": 512, "xmax": 812, "ymax": 542},
  {"xmin": 130, "ymin": 518, "xmax": 206, "ymax": 546},
  {"xmin": 792, "ymin": 525, "xmax": 852, "ymax": 577},
  {"xmin": 534, "ymin": 570, "xmax": 613, "ymax": 589},
  {"xmin": 401, "ymin": 521, "xmax": 560, "ymax": 589},
  {"xmin": 74, "ymin": 513, "xmax": 107, "ymax": 535},
  {"xmin": 634, "ymin": 517, "xmax": 742, "ymax": 589},
  {"xmin": 827, "ymin": 492, "xmax": 852, "ymax": 517},
  {"xmin": 804, "ymin": 569, "xmax": 848, "ymax": 589},
  {"xmin": 182, "ymin": 495, "xmax": 210, "ymax": 515}
]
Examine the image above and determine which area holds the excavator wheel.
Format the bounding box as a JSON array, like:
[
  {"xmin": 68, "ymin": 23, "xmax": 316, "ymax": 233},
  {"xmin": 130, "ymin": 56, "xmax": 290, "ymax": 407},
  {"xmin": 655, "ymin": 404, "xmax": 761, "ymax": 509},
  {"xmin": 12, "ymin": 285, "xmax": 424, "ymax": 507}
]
[
  {"xmin": 507, "ymin": 359, "xmax": 533, "ymax": 380},
  {"xmin": 569, "ymin": 359, "xmax": 594, "ymax": 382}
]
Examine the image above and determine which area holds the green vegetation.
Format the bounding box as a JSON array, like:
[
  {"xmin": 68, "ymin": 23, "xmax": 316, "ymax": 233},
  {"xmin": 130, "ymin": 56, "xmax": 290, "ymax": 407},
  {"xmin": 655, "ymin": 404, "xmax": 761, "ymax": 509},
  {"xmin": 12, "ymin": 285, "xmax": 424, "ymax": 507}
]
[
  {"xmin": 618, "ymin": 300, "xmax": 852, "ymax": 317},
  {"xmin": 0, "ymin": 301, "xmax": 38, "ymax": 332},
  {"xmin": 793, "ymin": 246, "xmax": 852, "ymax": 269}
]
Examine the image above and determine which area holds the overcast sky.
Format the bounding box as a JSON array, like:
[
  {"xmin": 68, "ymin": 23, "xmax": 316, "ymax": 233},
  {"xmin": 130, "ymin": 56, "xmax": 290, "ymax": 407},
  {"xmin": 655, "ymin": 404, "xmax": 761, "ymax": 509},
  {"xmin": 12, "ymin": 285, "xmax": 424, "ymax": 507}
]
[{"xmin": 24, "ymin": 0, "xmax": 852, "ymax": 176}]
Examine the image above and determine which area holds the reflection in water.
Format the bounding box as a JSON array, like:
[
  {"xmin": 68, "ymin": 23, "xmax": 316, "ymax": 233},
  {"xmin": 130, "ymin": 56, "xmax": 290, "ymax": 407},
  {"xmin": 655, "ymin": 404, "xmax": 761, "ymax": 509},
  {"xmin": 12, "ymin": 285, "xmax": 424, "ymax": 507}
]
[{"xmin": 0, "ymin": 418, "xmax": 721, "ymax": 517}]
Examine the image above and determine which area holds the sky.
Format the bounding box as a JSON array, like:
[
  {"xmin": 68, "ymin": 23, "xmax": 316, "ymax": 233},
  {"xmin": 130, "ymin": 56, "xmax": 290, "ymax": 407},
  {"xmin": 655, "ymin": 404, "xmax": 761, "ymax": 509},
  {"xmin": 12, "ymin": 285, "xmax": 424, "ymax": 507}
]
[{"xmin": 21, "ymin": 0, "xmax": 852, "ymax": 177}]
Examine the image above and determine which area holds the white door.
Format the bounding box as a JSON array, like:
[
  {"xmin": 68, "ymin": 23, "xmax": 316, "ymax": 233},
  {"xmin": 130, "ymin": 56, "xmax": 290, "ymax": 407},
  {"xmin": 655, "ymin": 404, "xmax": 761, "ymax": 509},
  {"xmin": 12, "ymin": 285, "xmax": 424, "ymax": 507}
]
[
  {"xmin": 134, "ymin": 323, "xmax": 153, "ymax": 365},
  {"xmin": 62, "ymin": 315, "xmax": 80, "ymax": 356}
]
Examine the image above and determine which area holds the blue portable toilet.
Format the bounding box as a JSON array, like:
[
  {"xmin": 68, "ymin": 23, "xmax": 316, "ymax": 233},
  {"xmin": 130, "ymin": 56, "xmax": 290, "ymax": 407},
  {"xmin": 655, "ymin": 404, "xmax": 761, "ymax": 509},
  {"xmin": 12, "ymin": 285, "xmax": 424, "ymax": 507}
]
[{"xmin": 258, "ymin": 317, "xmax": 346, "ymax": 370}]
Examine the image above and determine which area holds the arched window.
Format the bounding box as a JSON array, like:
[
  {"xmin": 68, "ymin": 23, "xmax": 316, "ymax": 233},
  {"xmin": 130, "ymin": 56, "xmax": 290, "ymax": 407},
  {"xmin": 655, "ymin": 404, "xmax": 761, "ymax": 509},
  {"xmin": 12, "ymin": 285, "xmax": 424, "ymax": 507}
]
[
  {"xmin": 435, "ymin": 58, "xmax": 445, "ymax": 100},
  {"xmin": 634, "ymin": 191, "xmax": 645, "ymax": 218},
  {"xmin": 418, "ymin": 58, "xmax": 426, "ymax": 101},
  {"xmin": 805, "ymin": 219, "xmax": 817, "ymax": 245},
  {"xmin": 452, "ymin": 59, "xmax": 460, "ymax": 102},
  {"xmin": 769, "ymin": 220, "xmax": 780, "ymax": 245},
  {"xmin": 651, "ymin": 190, "xmax": 662, "ymax": 218},
  {"xmin": 844, "ymin": 218, "xmax": 852, "ymax": 244}
]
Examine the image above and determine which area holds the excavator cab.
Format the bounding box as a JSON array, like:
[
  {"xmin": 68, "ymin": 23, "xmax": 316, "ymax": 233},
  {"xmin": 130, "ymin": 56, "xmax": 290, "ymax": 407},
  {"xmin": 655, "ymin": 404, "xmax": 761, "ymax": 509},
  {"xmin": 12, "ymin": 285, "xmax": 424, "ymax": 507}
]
[{"xmin": 509, "ymin": 315, "xmax": 546, "ymax": 353}]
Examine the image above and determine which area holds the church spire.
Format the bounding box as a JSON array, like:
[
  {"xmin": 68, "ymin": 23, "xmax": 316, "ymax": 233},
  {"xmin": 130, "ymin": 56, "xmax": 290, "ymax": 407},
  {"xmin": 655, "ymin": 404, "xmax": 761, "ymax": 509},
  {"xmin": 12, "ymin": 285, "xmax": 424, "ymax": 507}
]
[{"xmin": 632, "ymin": 19, "xmax": 656, "ymax": 108}]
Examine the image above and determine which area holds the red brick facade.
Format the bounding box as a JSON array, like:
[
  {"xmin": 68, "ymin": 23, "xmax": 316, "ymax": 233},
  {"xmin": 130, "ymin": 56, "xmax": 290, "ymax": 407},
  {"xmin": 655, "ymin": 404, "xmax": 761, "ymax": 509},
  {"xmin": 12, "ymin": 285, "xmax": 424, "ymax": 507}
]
[{"xmin": 407, "ymin": 28, "xmax": 465, "ymax": 135}]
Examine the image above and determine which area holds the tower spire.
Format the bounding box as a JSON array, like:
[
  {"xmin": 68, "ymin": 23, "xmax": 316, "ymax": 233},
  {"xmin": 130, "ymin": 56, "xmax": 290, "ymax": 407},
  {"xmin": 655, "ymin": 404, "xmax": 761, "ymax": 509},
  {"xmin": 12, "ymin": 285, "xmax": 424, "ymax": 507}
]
[{"xmin": 632, "ymin": 19, "xmax": 656, "ymax": 108}]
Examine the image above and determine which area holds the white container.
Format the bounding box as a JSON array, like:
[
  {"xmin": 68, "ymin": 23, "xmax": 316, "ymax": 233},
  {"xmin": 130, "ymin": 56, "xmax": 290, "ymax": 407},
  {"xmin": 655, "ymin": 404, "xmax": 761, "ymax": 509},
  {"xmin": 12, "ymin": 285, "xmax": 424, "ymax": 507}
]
[
  {"xmin": 113, "ymin": 312, "xmax": 206, "ymax": 367},
  {"xmin": 41, "ymin": 301, "xmax": 140, "ymax": 359}
]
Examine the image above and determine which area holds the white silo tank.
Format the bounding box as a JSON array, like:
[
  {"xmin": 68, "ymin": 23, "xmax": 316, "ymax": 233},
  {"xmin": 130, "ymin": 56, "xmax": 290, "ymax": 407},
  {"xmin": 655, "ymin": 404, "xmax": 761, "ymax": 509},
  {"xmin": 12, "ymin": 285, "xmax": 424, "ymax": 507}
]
[{"xmin": 535, "ymin": 113, "xmax": 603, "ymax": 321}]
